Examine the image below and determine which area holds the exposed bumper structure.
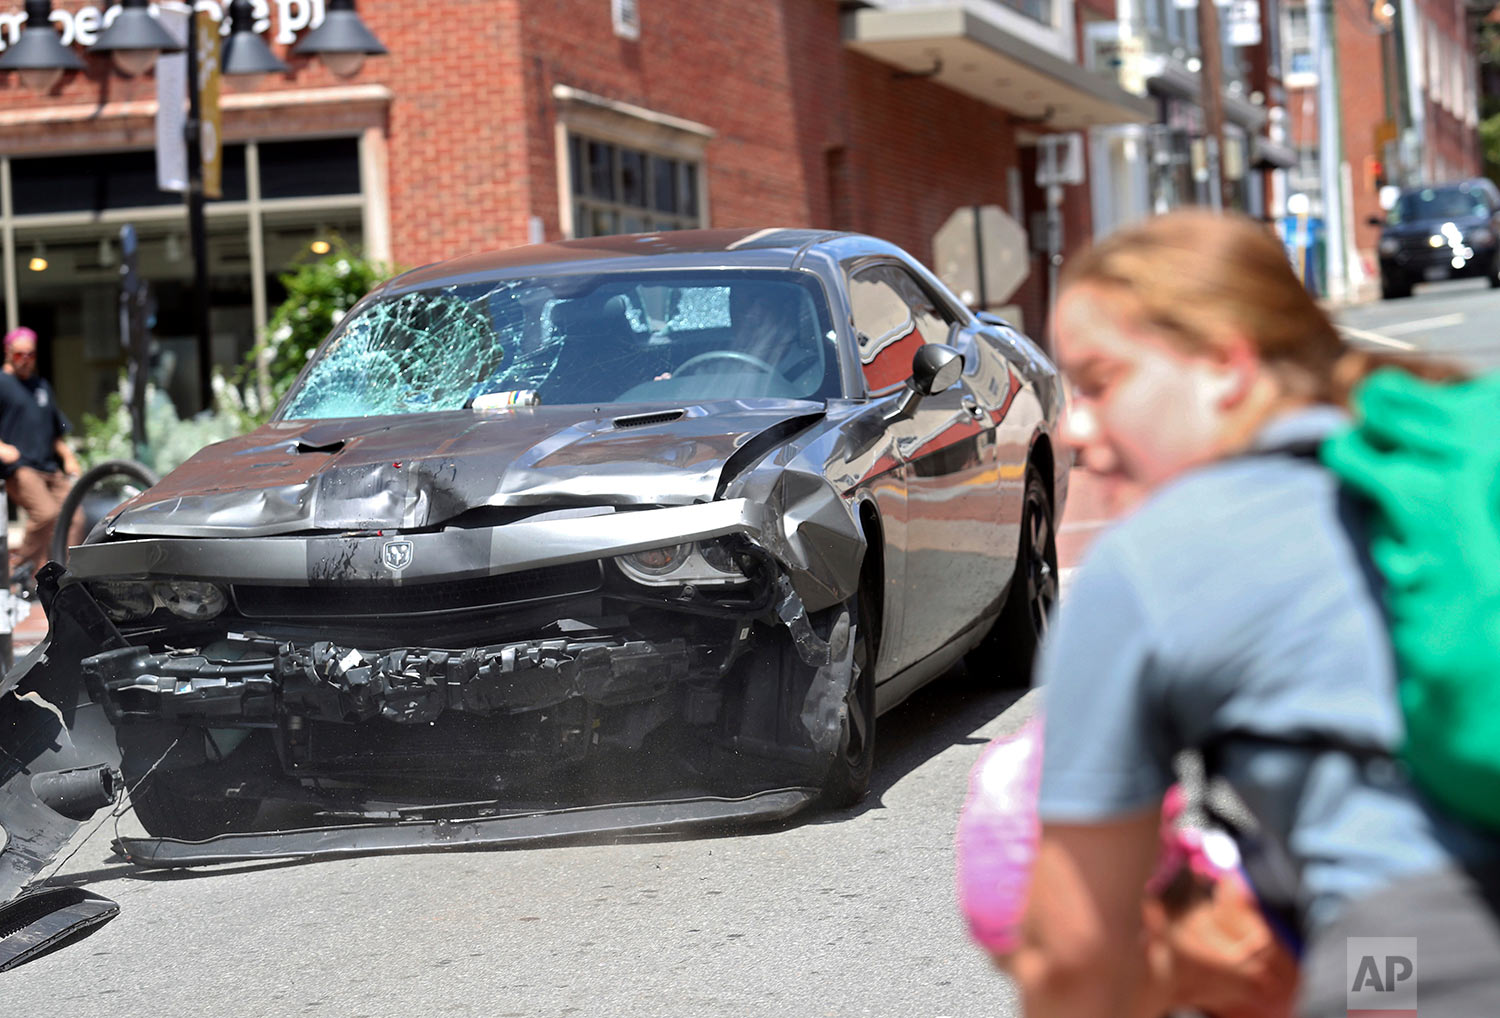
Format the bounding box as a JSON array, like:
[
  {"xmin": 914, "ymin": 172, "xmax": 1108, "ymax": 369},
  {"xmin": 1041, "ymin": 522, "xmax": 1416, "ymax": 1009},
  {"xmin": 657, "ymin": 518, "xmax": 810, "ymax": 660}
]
[
  {"xmin": 0, "ymin": 487, "xmax": 865, "ymax": 934},
  {"xmin": 114, "ymin": 788, "xmax": 816, "ymax": 868}
]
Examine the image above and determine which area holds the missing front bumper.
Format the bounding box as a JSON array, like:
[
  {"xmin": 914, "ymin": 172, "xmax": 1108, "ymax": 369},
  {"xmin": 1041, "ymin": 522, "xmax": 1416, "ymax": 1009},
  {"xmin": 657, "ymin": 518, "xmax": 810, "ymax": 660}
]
[{"xmin": 114, "ymin": 787, "xmax": 816, "ymax": 867}]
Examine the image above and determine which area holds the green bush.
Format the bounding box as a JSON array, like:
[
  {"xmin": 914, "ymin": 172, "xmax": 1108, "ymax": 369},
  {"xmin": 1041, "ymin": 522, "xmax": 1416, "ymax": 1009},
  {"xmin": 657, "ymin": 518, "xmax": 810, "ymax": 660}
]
[
  {"xmin": 251, "ymin": 239, "xmax": 388, "ymax": 415},
  {"xmin": 78, "ymin": 383, "xmax": 244, "ymax": 475}
]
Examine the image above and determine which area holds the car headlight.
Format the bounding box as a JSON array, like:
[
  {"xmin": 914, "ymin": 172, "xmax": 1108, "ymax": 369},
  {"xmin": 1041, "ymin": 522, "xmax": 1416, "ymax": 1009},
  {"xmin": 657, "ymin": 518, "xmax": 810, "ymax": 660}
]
[
  {"xmin": 1378, "ymin": 237, "xmax": 1400, "ymax": 256},
  {"xmin": 618, "ymin": 543, "xmax": 692, "ymax": 578},
  {"xmin": 1469, "ymin": 228, "xmax": 1496, "ymax": 247},
  {"xmin": 90, "ymin": 581, "xmax": 156, "ymax": 621},
  {"xmin": 1428, "ymin": 234, "xmax": 1446, "ymax": 248},
  {"xmin": 153, "ymin": 580, "xmax": 228, "ymax": 620},
  {"xmin": 88, "ymin": 579, "xmax": 229, "ymax": 621},
  {"xmin": 616, "ymin": 539, "xmax": 749, "ymax": 587}
]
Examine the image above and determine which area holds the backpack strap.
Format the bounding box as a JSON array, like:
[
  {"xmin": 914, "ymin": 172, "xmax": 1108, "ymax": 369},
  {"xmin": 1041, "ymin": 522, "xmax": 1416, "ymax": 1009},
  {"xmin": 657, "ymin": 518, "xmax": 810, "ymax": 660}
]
[{"xmin": 1242, "ymin": 439, "xmax": 1324, "ymax": 461}]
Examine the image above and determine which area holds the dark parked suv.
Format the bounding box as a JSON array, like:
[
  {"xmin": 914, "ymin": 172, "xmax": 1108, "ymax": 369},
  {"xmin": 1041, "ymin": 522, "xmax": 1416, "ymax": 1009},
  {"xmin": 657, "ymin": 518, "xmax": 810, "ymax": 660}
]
[{"xmin": 1373, "ymin": 179, "xmax": 1500, "ymax": 299}]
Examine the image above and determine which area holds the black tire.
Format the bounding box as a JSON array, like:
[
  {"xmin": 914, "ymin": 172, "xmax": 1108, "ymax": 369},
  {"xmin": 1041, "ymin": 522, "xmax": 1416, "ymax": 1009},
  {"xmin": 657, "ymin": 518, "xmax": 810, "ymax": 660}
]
[
  {"xmin": 965, "ymin": 469, "xmax": 1058, "ymax": 686},
  {"xmin": 129, "ymin": 776, "xmax": 260, "ymax": 842},
  {"xmin": 1381, "ymin": 276, "xmax": 1412, "ymax": 300},
  {"xmin": 818, "ymin": 587, "xmax": 877, "ymax": 809},
  {"xmin": 49, "ymin": 459, "xmax": 159, "ymax": 567},
  {"xmin": 1489, "ymin": 255, "xmax": 1500, "ymax": 288}
]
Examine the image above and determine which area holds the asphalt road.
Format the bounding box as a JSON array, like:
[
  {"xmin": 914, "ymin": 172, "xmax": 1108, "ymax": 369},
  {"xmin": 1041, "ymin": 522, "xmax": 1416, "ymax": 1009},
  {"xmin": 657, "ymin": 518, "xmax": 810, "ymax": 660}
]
[
  {"xmin": 6, "ymin": 677, "xmax": 1037, "ymax": 1017},
  {"xmin": 1337, "ymin": 276, "xmax": 1500, "ymax": 370}
]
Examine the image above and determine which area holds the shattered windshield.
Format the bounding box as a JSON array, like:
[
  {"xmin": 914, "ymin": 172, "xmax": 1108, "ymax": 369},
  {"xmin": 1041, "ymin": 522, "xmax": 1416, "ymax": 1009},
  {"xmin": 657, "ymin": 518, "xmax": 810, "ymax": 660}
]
[{"xmin": 278, "ymin": 269, "xmax": 840, "ymax": 420}]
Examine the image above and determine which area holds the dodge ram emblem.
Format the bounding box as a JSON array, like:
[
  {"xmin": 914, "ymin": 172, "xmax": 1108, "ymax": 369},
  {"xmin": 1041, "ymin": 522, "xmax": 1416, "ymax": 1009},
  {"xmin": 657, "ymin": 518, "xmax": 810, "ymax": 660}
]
[{"xmin": 382, "ymin": 540, "xmax": 414, "ymax": 572}]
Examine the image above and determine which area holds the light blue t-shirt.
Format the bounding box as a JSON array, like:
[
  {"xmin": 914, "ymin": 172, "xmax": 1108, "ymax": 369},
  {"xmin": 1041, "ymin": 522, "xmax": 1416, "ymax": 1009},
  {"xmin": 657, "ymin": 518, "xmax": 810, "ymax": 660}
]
[{"xmin": 1035, "ymin": 405, "xmax": 1499, "ymax": 933}]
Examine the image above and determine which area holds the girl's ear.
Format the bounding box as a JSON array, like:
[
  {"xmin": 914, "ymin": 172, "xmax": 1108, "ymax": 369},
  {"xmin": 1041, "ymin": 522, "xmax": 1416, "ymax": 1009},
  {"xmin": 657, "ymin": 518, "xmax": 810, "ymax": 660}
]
[{"xmin": 1212, "ymin": 332, "xmax": 1261, "ymax": 409}]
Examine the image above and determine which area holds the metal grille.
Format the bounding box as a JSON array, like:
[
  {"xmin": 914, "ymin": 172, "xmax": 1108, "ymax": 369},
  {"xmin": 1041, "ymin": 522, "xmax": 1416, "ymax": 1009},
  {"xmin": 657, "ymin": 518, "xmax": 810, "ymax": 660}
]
[
  {"xmin": 613, "ymin": 409, "xmax": 684, "ymax": 429},
  {"xmin": 232, "ymin": 561, "xmax": 603, "ymax": 619}
]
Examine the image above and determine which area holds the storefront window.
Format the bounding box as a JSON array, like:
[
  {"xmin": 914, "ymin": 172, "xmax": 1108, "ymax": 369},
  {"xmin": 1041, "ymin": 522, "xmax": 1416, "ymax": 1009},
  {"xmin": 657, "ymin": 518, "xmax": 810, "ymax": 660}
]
[
  {"xmin": 10, "ymin": 146, "xmax": 249, "ymax": 213},
  {"xmin": 258, "ymin": 137, "xmax": 361, "ymax": 200},
  {"xmin": 2, "ymin": 137, "xmax": 368, "ymax": 425}
]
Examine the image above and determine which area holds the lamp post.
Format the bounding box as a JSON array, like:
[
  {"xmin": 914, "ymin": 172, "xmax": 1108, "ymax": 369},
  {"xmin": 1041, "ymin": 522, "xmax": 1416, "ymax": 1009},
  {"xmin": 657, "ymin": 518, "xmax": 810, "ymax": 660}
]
[{"xmin": 1, "ymin": 0, "xmax": 384, "ymax": 411}]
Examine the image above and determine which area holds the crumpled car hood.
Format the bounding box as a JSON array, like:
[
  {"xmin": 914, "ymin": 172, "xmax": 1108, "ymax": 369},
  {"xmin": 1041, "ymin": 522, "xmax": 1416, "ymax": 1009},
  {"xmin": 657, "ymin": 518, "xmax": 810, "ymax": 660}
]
[{"xmin": 108, "ymin": 399, "xmax": 824, "ymax": 538}]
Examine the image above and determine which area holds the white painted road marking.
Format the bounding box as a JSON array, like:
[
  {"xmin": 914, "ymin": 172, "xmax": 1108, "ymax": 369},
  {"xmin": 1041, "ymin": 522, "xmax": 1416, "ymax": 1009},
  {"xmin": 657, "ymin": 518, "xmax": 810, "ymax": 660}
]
[
  {"xmin": 1379, "ymin": 312, "xmax": 1466, "ymax": 336},
  {"xmin": 1338, "ymin": 325, "xmax": 1417, "ymax": 351}
]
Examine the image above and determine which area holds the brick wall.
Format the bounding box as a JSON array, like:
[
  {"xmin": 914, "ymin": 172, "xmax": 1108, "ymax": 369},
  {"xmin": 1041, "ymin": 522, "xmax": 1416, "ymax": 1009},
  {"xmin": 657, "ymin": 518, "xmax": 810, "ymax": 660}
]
[
  {"xmin": 1335, "ymin": 0, "xmax": 1390, "ymax": 266},
  {"xmin": 2, "ymin": 0, "xmax": 1053, "ymax": 329},
  {"xmin": 517, "ymin": 1, "xmax": 1025, "ymax": 272},
  {"xmin": 1279, "ymin": 0, "xmax": 1481, "ymax": 274},
  {"xmin": 517, "ymin": 0, "xmax": 820, "ymax": 245}
]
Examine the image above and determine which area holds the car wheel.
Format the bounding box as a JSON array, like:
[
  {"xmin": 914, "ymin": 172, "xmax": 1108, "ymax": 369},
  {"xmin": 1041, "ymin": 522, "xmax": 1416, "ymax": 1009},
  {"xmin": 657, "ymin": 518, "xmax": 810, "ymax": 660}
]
[
  {"xmin": 966, "ymin": 469, "xmax": 1057, "ymax": 686},
  {"xmin": 1489, "ymin": 255, "xmax": 1500, "ymax": 288},
  {"xmin": 818, "ymin": 588, "xmax": 877, "ymax": 809},
  {"xmin": 129, "ymin": 776, "xmax": 260, "ymax": 842},
  {"xmin": 1381, "ymin": 276, "xmax": 1412, "ymax": 300}
]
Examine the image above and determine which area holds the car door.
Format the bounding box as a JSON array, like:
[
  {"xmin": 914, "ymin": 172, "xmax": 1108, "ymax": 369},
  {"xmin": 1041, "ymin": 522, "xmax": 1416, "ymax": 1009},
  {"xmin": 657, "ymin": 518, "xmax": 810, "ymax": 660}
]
[{"xmin": 846, "ymin": 260, "xmax": 1009, "ymax": 674}]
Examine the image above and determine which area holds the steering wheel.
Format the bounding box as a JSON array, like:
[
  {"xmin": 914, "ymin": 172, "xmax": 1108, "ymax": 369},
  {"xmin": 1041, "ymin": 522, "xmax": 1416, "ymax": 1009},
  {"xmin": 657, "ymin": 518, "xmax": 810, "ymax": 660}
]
[{"xmin": 672, "ymin": 349, "xmax": 777, "ymax": 376}]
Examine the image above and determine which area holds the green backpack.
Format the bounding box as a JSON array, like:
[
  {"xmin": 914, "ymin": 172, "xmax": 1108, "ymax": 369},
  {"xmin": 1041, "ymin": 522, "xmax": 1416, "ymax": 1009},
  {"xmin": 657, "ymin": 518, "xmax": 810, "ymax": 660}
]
[{"xmin": 1320, "ymin": 367, "xmax": 1500, "ymax": 834}]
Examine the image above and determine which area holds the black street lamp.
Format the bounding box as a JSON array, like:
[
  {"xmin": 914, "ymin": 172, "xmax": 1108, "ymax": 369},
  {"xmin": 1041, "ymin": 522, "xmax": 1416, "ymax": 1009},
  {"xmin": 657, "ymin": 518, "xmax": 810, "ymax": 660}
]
[
  {"xmin": 292, "ymin": 0, "xmax": 387, "ymax": 78},
  {"xmin": 222, "ymin": 0, "xmax": 289, "ymax": 76},
  {"xmin": 3, "ymin": 0, "xmax": 383, "ymax": 409},
  {"xmin": 89, "ymin": 0, "xmax": 183, "ymax": 77},
  {"xmin": 0, "ymin": 0, "xmax": 84, "ymax": 94},
  {"xmin": 89, "ymin": 0, "xmax": 298, "ymax": 410}
]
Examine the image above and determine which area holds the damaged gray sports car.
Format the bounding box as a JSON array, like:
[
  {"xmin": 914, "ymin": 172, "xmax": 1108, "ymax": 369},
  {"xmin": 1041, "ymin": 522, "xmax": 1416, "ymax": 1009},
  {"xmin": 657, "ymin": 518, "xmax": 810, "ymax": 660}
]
[{"xmin": 0, "ymin": 229, "xmax": 1065, "ymax": 934}]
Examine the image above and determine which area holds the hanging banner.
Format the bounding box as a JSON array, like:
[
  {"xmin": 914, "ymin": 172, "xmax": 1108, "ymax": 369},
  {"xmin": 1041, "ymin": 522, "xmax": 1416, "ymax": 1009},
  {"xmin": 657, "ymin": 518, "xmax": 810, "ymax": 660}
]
[
  {"xmin": 154, "ymin": 1, "xmax": 193, "ymax": 193},
  {"xmin": 196, "ymin": 10, "xmax": 223, "ymax": 200}
]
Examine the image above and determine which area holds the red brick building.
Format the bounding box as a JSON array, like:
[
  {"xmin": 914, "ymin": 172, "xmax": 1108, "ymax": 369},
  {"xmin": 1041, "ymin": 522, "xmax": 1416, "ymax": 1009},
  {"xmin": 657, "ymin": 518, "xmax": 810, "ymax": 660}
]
[
  {"xmin": 1281, "ymin": 0, "xmax": 1481, "ymax": 281},
  {"xmin": 0, "ymin": 0, "xmax": 1152, "ymax": 423}
]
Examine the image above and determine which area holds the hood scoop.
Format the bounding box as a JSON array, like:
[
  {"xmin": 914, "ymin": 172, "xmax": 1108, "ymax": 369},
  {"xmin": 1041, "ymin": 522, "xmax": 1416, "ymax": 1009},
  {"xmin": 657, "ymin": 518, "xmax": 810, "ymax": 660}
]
[
  {"xmin": 294, "ymin": 438, "xmax": 347, "ymax": 455},
  {"xmin": 612, "ymin": 409, "xmax": 685, "ymax": 429}
]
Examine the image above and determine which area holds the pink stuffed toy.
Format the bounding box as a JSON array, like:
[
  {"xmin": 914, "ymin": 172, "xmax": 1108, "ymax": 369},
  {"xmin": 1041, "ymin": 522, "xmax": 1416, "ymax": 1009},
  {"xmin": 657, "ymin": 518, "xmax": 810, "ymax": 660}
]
[
  {"xmin": 954, "ymin": 720, "xmax": 1238, "ymax": 955},
  {"xmin": 953, "ymin": 718, "xmax": 1044, "ymax": 956}
]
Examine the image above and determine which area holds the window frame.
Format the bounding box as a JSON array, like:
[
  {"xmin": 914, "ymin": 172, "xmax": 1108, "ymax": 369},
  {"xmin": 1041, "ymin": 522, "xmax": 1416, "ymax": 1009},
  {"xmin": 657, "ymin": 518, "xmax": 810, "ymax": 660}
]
[
  {"xmin": 552, "ymin": 86, "xmax": 714, "ymax": 241},
  {"xmin": 565, "ymin": 132, "xmax": 704, "ymax": 238}
]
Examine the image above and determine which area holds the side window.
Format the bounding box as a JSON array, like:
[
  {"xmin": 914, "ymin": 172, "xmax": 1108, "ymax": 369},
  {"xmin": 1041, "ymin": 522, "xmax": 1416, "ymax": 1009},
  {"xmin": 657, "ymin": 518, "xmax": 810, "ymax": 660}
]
[{"xmin": 848, "ymin": 264, "xmax": 955, "ymax": 392}]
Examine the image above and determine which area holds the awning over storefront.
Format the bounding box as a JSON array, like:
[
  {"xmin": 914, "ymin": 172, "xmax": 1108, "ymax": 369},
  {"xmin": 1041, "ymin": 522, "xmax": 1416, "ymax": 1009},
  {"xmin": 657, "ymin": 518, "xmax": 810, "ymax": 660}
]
[
  {"xmin": 843, "ymin": 6, "xmax": 1156, "ymax": 129},
  {"xmin": 1145, "ymin": 59, "xmax": 1269, "ymax": 133},
  {"xmin": 1251, "ymin": 136, "xmax": 1297, "ymax": 170}
]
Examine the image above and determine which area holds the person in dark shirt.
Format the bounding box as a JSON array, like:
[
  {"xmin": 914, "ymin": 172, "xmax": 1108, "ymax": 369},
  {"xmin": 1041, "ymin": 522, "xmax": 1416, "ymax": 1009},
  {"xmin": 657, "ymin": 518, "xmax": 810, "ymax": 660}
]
[{"xmin": 0, "ymin": 327, "xmax": 82, "ymax": 575}]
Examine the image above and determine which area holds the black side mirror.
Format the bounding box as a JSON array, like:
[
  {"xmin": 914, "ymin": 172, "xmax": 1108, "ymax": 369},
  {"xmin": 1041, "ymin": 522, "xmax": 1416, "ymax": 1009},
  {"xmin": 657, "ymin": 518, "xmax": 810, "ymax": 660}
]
[
  {"xmin": 910, "ymin": 343, "xmax": 963, "ymax": 395},
  {"xmin": 886, "ymin": 343, "xmax": 962, "ymax": 421}
]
